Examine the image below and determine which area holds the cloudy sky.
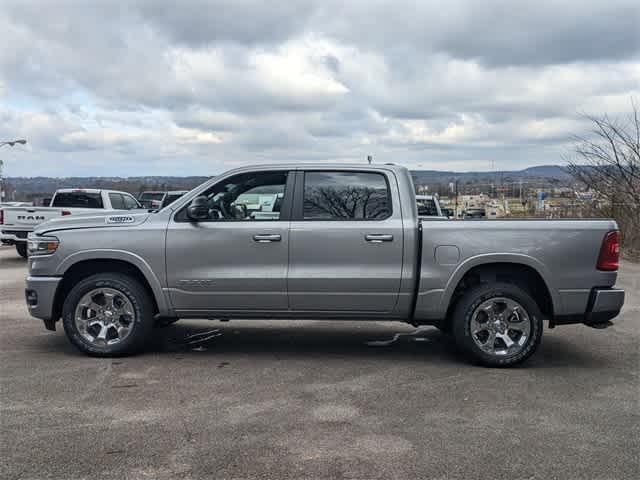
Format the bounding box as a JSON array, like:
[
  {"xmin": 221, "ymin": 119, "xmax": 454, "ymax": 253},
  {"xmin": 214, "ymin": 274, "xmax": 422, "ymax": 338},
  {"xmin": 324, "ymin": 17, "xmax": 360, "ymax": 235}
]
[{"xmin": 1, "ymin": 0, "xmax": 639, "ymax": 177}]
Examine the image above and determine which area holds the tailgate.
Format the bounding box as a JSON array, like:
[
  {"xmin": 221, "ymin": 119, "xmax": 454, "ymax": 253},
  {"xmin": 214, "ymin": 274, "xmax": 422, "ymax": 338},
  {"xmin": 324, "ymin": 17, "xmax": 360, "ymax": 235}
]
[{"xmin": 2, "ymin": 208, "xmax": 65, "ymax": 228}]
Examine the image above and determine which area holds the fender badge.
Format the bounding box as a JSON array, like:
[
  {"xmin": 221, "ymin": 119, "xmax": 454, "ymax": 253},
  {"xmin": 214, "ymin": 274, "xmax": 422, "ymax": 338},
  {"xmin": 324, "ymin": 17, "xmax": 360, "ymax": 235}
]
[{"xmin": 106, "ymin": 215, "xmax": 135, "ymax": 224}]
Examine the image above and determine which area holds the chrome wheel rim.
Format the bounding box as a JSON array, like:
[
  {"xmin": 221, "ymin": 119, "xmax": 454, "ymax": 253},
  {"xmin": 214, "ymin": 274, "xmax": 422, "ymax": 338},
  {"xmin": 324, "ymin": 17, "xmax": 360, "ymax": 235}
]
[
  {"xmin": 74, "ymin": 288, "xmax": 135, "ymax": 346},
  {"xmin": 470, "ymin": 297, "xmax": 531, "ymax": 357}
]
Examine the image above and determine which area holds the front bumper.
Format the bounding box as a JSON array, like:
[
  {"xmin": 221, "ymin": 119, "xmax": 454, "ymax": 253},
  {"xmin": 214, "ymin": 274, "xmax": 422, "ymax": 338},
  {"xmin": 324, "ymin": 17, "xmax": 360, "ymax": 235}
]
[{"xmin": 25, "ymin": 276, "xmax": 62, "ymax": 323}]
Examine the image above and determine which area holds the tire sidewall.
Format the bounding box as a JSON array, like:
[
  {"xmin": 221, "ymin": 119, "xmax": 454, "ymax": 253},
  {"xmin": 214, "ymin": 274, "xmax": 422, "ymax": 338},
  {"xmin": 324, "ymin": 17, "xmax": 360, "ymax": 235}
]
[
  {"xmin": 453, "ymin": 283, "xmax": 543, "ymax": 367},
  {"xmin": 16, "ymin": 242, "xmax": 28, "ymax": 259},
  {"xmin": 62, "ymin": 274, "xmax": 152, "ymax": 356}
]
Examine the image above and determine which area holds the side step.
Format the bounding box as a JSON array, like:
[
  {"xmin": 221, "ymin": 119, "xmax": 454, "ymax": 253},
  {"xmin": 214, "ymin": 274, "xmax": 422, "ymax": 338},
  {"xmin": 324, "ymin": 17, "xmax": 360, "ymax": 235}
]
[{"xmin": 585, "ymin": 320, "xmax": 614, "ymax": 329}]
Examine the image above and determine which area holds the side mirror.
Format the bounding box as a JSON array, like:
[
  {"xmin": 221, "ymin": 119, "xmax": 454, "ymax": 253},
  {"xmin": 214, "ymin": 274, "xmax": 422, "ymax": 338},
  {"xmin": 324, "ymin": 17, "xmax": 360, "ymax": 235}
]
[{"xmin": 187, "ymin": 196, "xmax": 210, "ymax": 221}]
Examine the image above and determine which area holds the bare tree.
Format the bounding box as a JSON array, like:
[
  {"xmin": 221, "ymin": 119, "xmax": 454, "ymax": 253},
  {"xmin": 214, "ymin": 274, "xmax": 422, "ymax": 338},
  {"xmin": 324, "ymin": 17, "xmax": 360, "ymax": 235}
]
[
  {"xmin": 304, "ymin": 186, "xmax": 390, "ymax": 219},
  {"xmin": 566, "ymin": 99, "xmax": 640, "ymax": 257}
]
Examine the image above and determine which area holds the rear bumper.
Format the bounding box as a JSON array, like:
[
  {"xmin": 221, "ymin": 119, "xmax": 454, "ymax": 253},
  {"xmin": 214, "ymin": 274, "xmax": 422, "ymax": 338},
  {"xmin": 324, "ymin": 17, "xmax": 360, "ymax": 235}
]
[
  {"xmin": 25, "ymin": 276, "xmax": 62, "ymax": 322},
  {"xmin": 553, "ymin": 287, "xmax": 625, "ymax": 326},
  {"xmin": 1, "ymin": 230, "xmax": 28, "ymax": 243},
  {"xmin": 584, "ymin": 288, "xmax": 625, "ymax": 325}
]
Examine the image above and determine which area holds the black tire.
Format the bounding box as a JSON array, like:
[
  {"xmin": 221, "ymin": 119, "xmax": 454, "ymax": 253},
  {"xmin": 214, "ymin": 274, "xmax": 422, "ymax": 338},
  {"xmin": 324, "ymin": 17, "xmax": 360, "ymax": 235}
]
[
  {"xmin": 15, "ymin": 242, "xmax": 28, "ymax": 259},
  {"xmin": 451, "ymin": 282, "xmax": 543, "ymax": 367},
  {"xmin": 62, "ymin": 273, "xmax": 154, "ymax": 357}
]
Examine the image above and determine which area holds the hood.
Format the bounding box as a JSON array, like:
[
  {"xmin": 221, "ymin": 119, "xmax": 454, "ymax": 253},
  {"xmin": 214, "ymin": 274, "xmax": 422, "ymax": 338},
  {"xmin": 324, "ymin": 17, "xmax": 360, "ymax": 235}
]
[{"xmin": 34, "ymin": 211, "xmax": 152, "ymax": 236}]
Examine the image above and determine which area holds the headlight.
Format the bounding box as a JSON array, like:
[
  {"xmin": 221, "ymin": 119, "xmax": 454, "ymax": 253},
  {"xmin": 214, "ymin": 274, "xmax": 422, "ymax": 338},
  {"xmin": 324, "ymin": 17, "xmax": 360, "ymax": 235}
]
[{"xmin": 27, "ymin": 236, "xmax": 60, "ymax": 256}]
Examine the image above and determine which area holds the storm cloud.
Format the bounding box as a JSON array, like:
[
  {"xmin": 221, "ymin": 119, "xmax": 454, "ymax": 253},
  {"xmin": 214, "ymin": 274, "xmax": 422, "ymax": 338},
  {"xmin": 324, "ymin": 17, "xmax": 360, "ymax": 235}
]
[{"xmin": 1, "ymin": 0, "xmax": 638, "ymax": 176}]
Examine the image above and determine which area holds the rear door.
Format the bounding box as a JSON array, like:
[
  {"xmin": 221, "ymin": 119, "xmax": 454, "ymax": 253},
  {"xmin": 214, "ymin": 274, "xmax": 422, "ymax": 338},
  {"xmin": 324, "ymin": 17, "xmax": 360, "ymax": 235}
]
[{"xmin": 288, "ymin": 169, "xmax": 404, "ymax": 313}]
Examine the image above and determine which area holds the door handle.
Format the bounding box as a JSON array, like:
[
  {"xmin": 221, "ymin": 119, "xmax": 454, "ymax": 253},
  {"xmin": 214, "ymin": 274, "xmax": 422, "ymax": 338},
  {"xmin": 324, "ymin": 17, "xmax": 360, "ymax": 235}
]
[
  {"xmin": 365, "ymin": 234, "xmax": 394, "ymax": 243},
  {"xmin": 253, "ymin": 234, "xmax": 281, "ymax": 243}
]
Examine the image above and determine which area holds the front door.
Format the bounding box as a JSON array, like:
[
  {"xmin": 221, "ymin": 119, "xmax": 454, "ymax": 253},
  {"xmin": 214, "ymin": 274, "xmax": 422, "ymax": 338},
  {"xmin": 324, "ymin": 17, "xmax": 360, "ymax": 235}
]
[
  {"xmin": 166, "ymin": 170, "xmax": 293, "ymax": 315},
  {"xmin": 288, "ymin": 169, "xmax": 404, "ymax": 313}
]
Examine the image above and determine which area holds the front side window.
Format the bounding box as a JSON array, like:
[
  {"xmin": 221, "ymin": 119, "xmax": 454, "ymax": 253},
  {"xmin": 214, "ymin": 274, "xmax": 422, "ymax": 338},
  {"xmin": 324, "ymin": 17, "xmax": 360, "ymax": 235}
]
[
  {"xmin": 109, "ymin": 193, "xmax": 125, "ymax": 210},
  {"xmin": 303, "ymin": 171, "xmax": 391, "ymax": 220},
  {"xmin": 122, "ymin": 195, "xmax": 140, "ymax": 210},
  {"xmin": 178, "ymin": 171, "xmax": 288, "ymax": 221}
]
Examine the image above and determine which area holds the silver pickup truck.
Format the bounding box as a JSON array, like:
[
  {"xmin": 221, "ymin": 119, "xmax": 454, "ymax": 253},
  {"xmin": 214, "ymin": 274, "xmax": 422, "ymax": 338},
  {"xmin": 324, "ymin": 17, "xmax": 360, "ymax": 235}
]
[{"xmin": 25, "ymin": 164, "xmax": 625, "ymax": 366}]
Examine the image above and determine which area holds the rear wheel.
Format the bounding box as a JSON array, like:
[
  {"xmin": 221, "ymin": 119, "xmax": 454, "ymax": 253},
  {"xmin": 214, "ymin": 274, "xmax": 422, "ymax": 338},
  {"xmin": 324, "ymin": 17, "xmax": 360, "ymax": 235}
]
[
  {"xmin": 451, "ymin": 282, "xmax": 543, "ymax": 367},
  {"xmin": 62, "ymin": 273, "xmax": 154, "ymax": 356},
  {"xmin": 15, "ymin": 242, "xmax": 28, "ymax": 259}
]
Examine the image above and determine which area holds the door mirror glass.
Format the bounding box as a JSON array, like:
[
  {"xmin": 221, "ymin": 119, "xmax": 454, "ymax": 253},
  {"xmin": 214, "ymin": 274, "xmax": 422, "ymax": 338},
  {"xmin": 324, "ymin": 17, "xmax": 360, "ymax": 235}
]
[{"xmin": 187, "ymin": 196, "xmax": 210, "ymax": 221}]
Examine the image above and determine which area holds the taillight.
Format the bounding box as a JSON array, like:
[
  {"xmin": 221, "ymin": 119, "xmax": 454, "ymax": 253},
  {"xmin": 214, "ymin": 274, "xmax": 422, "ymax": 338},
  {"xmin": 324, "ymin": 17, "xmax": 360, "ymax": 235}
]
[
  {"xmin": 597, "ymin": 230, "xmax": 620, "ymax": 271},
  {"xmin": 62, "ymin": 210, "xmax": 71, "ymax": 216}
]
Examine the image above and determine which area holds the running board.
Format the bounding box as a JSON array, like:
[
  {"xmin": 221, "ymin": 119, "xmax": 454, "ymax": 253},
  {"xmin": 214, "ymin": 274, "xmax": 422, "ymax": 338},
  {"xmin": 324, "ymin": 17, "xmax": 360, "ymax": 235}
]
[{"xmin": 585, "ymin": 320, "xmax": 614, "ymax": 329}]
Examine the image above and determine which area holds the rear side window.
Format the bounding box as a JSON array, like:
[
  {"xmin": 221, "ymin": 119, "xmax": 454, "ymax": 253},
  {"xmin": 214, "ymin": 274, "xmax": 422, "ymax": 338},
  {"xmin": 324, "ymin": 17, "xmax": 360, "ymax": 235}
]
[
  {"xmin": 303, "ymin": 171, "xmax": 391, "ymax": 220},
  {"xmin": 109, "ymin": 193, "xmax": 125, "ymax": 210},
  {"xmin": 51, "ymin": 192, "xmax": 104, "ymax": 208}
]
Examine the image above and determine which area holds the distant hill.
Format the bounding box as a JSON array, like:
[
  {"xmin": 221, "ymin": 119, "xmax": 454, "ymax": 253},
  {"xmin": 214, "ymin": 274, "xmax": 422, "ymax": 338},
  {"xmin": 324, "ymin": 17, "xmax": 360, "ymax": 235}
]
[
  {"xmin": 4, "ymin": 165, "xmax": 578, "ymax": 201},
  {"xmin": 519, "ymin": 165, "xmax": 573, "ymax": 179},
  {"xmin": 410, "ymin": 165, "xmax": 573, "ymax": 186}
]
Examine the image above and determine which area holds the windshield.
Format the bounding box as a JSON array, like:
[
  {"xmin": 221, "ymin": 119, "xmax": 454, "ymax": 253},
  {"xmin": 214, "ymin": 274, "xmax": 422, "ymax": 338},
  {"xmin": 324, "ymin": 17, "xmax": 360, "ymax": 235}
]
[
  {"xmin": 139, "ymin": 192, "xmax": 165, "ymax": 201},
  {"xmin": 139, "ymin": 192, "xmax": 165, "ymax": 208},
  {"xmin": 161, "ymin": 193, "xmax": 182, "ymax": 207}
]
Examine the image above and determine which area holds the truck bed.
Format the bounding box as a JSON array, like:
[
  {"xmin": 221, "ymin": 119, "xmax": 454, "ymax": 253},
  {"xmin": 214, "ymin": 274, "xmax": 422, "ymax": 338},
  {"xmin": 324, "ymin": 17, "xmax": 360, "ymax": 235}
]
[{"xmin": 413, "ymin": 218, "xmax": 619, "ymax": 322}]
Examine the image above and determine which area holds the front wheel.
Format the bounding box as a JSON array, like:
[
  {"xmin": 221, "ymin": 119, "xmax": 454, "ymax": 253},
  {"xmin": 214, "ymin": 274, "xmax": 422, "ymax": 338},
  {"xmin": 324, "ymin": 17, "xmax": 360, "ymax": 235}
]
[
  {"xmin": 62, "ymin": 273, "xmax": 154, "ymax": 356},
  {"xmin": 451, "ymin": 282, "xmax": 543, "ymax": 367},
  {"xmin": 15, "ymin": 242, "xmax": 28, "ymax": 259}
]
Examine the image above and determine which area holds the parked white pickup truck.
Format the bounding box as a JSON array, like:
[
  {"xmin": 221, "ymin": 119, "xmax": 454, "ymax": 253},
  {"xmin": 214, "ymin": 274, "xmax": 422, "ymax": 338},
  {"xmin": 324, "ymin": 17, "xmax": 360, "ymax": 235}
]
[
  {"xmin": 0, "ymin": 189, "xmax": 142, "ymax": 258},
  {"xmin": 416, "ymin": 195, "xmax": 445, "ymax": 218}
]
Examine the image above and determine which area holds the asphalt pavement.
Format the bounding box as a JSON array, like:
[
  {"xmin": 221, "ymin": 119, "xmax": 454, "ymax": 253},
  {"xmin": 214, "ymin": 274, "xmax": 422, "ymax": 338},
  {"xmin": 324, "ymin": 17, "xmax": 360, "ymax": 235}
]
[{"xmin": 1, "ymin": 245, "xmax": 638, "ymax": 479}]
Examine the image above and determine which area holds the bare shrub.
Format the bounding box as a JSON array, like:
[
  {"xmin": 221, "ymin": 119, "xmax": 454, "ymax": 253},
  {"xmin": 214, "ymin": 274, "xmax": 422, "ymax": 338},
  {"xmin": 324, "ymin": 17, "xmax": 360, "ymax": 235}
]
[{"xmin": 566, "ymin": 100, "xmax": 640, "ymax": 259}]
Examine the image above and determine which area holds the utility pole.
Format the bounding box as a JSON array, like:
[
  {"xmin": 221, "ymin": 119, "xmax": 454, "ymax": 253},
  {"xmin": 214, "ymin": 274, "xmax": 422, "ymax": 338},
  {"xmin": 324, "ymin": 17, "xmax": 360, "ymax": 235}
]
[
  {"xmin": 519, "ymin": 180, "xmax": 523, "ymax": 203},
  {"xmin": 454, "ymin": 180, "xmax": 459, "ymax": 218}
]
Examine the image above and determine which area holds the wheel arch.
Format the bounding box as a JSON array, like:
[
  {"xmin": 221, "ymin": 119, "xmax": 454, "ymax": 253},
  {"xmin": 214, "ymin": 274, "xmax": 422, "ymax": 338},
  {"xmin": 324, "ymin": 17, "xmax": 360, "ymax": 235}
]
[
  {"xmin": 441, "ymin": 255, "xmax": 558, "ymax": 323},
  {"xmin": 52, "ymin": 250, "xmax": 171, "ymax": 322}
]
